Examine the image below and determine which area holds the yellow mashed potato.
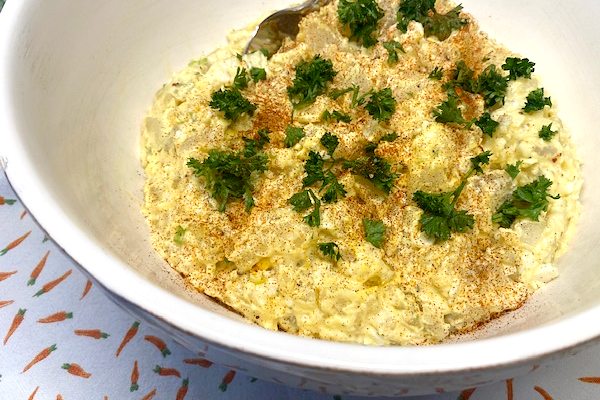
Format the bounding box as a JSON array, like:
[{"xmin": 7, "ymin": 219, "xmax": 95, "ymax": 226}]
[{"xmin": 141, "ymin": 0, "xmax": 581, "ymax": 345}]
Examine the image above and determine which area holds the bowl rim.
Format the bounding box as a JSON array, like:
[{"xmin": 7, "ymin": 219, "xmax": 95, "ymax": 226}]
[{"xmin": 1, "ymin": 0, "xmax": 599, "ymax": 377}]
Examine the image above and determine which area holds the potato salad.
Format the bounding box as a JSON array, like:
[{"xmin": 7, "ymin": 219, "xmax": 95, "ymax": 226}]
[{"xmin": 141, "ymin": 0, "xmax": 581, "ymax": 345}]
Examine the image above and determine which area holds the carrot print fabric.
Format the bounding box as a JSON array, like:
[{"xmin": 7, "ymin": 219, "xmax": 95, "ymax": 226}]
[{"xmin": 1, "ymin": 173, "xmax": 600, "ymax": 400}]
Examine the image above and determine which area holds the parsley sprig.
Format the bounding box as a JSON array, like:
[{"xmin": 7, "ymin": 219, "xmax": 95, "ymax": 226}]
[
  {"xmin": 502, "ymin": 57, "xmax": 535, "ymax": 81},
  {"xmin": 363, "ymin": 219, "xmax": 386, "ymax": 248},
  {"xmin": 289, "ymin": 133, "xmax": 398, "ymax": 226},
  {"xmin": 397, "ymin": 0, "xmax": 467, "ymax": 41},
  {"xmin": 492, "ymin": 176, "xmax": 560, "ymax": 228},
  {"xmin": 433, "ymin": 92, "xmax": 465, "ymax": 125},
  {"xmin": 413, "ymin": 151, "xmax": 491, "ymax": 242},
  {"xmin": 505, "ymin": 161, "xmax": 522, "ymax": 180},
  {"xmin": 322, "ymin": 109, "xmax": 352, "ymax": 123},
  {"xmin": 288, "ymin": 189, "xmax": 321, "ymax": 227},
  {"xmin": 187, "ymin": 130, "xmax": 270, "ymax": 212},
  {"xmin": 343, "ymin": 135, "xmax": 399, "ymax": 194},
  {"xmin": 475, "ymin": 112, "xmax": 499, "ymax": 137},
  {"xmin": 523, "ymin": 88, "xmax": 552, "ymax": 113},
  {"xmin": 429, "ymin": 67, "xmax": 444, "ymax": 80},
  {"xmin": 209, "ymin": 88, "xmax": 257, "ymax": 122},
  {"xmin": 318, "ymin": 242, "xmax": 342, "ymax": 261},
  {"xmin": 360, "ymin": 88, "xmax": 397, "ymax": 122},
  {"xmin": 338, "ymin": 0, "xmax": 384, "ymax": 48},
  {"xmin": 288, "ymin": 55, "xmax": 337, "ymax": 109},
  {"xmin": 284, "ymin": 126, "xmax": 305, "ymax": 148},
  {"xmin": 383, "ymin": 40, "xmax": 405, "ymax": 64},
  {"xmin": 539, "ymin": 123, "xmax": 557, "ymax": 141}
]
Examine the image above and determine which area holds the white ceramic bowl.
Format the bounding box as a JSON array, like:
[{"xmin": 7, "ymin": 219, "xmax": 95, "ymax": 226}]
[{"xmin": 1, "ymin": 0, "xmax": 600, "ymax": 396}]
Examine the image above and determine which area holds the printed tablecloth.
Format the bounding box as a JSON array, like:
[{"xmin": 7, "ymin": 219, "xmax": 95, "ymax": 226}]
[{"xmin": 2, "ymin": 176, "xmax": 600, "ymax": 400}]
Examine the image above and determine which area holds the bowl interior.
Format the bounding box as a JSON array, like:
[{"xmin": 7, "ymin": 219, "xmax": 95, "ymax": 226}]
[{"xmin": 2, "ymin": 0, "xmax": 600, "ymax": 356}]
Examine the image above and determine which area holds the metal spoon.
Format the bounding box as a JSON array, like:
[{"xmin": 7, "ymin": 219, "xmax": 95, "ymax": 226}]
[{"xmin": 244, "ymin": 0, "xmax": 332, "ymax": 55}]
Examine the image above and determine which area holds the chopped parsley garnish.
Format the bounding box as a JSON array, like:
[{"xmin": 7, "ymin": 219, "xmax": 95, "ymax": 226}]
[
  {"xmin": 322, "ymin": 109, "xmax": 352, "ymax": 123},
  {"xmin": 396, "ymin": 0, "xmax": 435, "ymax": 33},
  {"xmin": 477, "ymin": 65, "xmax": 508, "ymax": 108},
  {"xmin": 284, "ymin": 126, "xmax": 305, "ymax": 148},
  {"xmin": 174, "ymin": 226, "xmax": 187, "ymax": 245},
  {"xmin": 363, "ymin": 219, "xmax": 386, "ymax": 248},
  {"xmin": 502, "ymin": 57, "xmax": 535, "ymax": 81},
  {"xmin": 446, "ymin": 60, "xmax": 478, "ymax": 93},
  {"xmin": 379, "ymin": 132, "xmax": 399, "ymax": 142},
  {"xmin": 250, "ymin": 67, "xmax": 267, "ymax": 82},
  {"xmin": 344, "ymin": 156, "xmax": 397, "ymax": 193},
  {"xmin": 397, "ymin": 0, "xmax": 466, "ymax": 41},
  {"xmin": 492, "ymin": 176, "xmax": 559, "ymax": 228},
  {"xmin": 233, "ymin": 67, "xmax": 250, "ymax": 90},
  {"xmin": 413, "ymin": 151, "xmax": 491, "ymax": 242},
  {"xmin": 343, "ymin": 139, "xmax": 398, "ymax": 194},
  {"xmin": 523, "ymin": 88, "xmax": 552, "ymax": 113},
  {"xmin": 303, "ymin": 150, "xmax": 327, "ymax": 187},
  {"xmin": 209, "ymin": 88, "xmax": 257, "ymax": 122},
  {"xmin": 383, "ymin": 40, "xmax": 405, "ymax": 64},
  {"xmin": 287, "ymin": 55, "xmax": 337, "ymax": 109},
  {"xmin": 291, "ymin": 133, "xmax": 398, "ymax": 225},
  {"xmin": 475, "ymin": 112, "xmax": 499, "ymax": 137},
  {"xmin": 318, "ymin": 242, "xmax": 342, "ymax": 261},
  {"xmin": 302, "ymin": 146, "xmax": 347, "ymax": 204},
  {"xmin": 321, "ymin": 132, "xmax": 340, "ymax": 157},
  {"xmin": 362, "ymin": 88, "xmax": 397, "ymax": 122},
  {"xmin": 338, "ymin": 0, "xmax": 384, "ymax": 48},
  {"xmin": 421, "ymin": 5, "xmax": 467, "ymax": 41},
  {"xmin": 243, "ymin": 128, "xmax": 270, "ymax": 157},
  {"xmin": 329, "ymin": 86, "xmax": 359, "ymax": 100},
  {"xmin": 539, "ymin": 123, "xmax": 557, "ymax": 141},
  {"xmin": 429, "ymin": 67, "xmax": 444, "ymax": 80},
  {"xmin": 505, "ymin": 161, "xmax": 522, "ymax": 180},
  {"xmin": 187, "ymin": 132, "xmax": 269, "ymax": 212},
  {"xmin": 433, "ymin": 93, "xmax": 465, "ymax": 125},
  {"xmin": 321, "ymin": 173, "xmax": 348, "ymax": 203},
  {"xmin": 288, "ymin": 189, "xmax": 321, "ymax": 227},
  {"xmin": 444, "ymin": 61, "xmax": 508, "ymax": 109}
]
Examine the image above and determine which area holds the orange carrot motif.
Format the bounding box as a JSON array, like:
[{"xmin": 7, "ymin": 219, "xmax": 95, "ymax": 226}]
[
  {"xmin": 28, "ymin": 386, "xmax": 39, "ymax": 400},
  {"xmin": 0, "ymin": 270, "xmax": 17, "ymax": 282},
  {"xmin": 20, "ymin": 210, "xmax": 27, "ymax": 219},
  {"xmin": 28, "ymin": 251, "xmax": 50, "ymax": 286},
  {"xmin": 38, "ymin": 311, "xmax": 73, "ymax": 324},
  {"xmin": 183, "ymin": 358, "xmax": 213, "ymax": 368},
  {"xmin": 62, "ymin": 363, "xmax": 91, "ymax": 378},
  {"xmin": 22, "ymin": 344, "xmax": 57, "ymax": 373},
  {"xmin": 219, "ymin": 370, "xmax": 236, "ymax": 392},
  {"xmin": 579, "ymin": 377, "xmax": 600, "ymax": 384},
  {"xmin": 0, "ymin": 196, "xmax": 16, "ymax": 206},
  {"xmin": 80, "ymin": 279, "xmax": 93, "ymax": 300},
  {"xmin": 534, "ymin": 386, "xmax": 554, "ymax": 400},
  {"xmin": 457, "ymin": 388, "xmax": 476, "ymax": 400},
  {"xmin": 4, "ymin": 308, "xmax": 26, "ymax": 345},
  {"xmin": 506, "ymin": 379, "xmax": 513, "ymax": 400},
  {"xmin": 140, "ymin": 388, "xmax": 157, "ymax": 400},
  {"xmin": 74, "ymin": 329, "xmax": 110, "ymax": 339},
  {"xmin": 56, "ymin": 395, "xmax": 63, "ymax": 400},
  {"xmin": 116, "ymin": 321, "xmax": 140, "ymax": 357},
  {"xmin": 0, "ymin": 231, "xmax": 31, "ymax": 256},
  {"xmin": 0, "ymin": 300, "xmax": 14, "ymax": 309},
  {"xmin": 130, "ymin": 360, "xmax": 140, "ymax": 392},
  {"xmin": 153, "ymin": 365, "xmax": 181, "ymax": 377},
  {"xmin": 34, "ymin": 269, "xmax": 72, "ymax": 297},
  {"xmin": 176, "ymin": 378, "xmax": 189, "ymax": 400},
  {"xmin": 144, "ymin": 335, "xmax": 171, "ymax": 357}
]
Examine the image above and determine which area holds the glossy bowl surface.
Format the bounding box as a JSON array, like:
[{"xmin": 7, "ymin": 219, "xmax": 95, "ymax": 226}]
[{"xmin": 1, "ymin": 0, "xmax": 599, "ymax": 396}]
